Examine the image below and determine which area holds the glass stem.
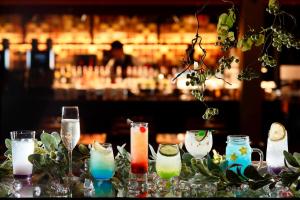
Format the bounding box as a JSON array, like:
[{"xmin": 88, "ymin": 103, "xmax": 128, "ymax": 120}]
[{"xmin": 68, "ymin": 150, "xmax": 72, "ymax": 177}]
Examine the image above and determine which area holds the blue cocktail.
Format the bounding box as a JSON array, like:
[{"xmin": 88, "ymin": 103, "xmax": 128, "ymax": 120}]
[
  {"xmin": 89, "ymin": 142, "xmax": 115, "ymax": 180},
  {"xmin": 226, "ymin": 135, "xmax": 263, "ymax": 174}
]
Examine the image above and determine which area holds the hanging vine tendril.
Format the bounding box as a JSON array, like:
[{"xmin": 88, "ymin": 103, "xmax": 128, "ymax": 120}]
[{"xmin": 172, "ymin": 0, "xmax": 299, "ymax": 120}]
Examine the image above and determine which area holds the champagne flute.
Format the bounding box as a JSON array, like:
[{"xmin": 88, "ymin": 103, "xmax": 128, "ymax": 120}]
[{"xmin": 60, "ymin": 106, "xmax": 81, "ymax": 180}]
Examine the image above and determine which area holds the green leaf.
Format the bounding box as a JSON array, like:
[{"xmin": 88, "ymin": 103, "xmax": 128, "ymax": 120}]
[
  {"xmin": 51, "ymin": 132, "xmax": 61, "ymax": 146},
  {"xmin": 219, "ymin": 160, "xmax": 229, "ymax": 172},
  {"xmin": 237, "ymin": 37, "xmax": 253, "ymax": 51},
  {"xmin": 207, "ymin": 154, "xmax": 221, "ymax": 172},
  {"xmin": 248, "ymin": 179, "xmax": 273, "ymax": 190},
  {"xmin": 217, "ymin": 13, "xmax": 229, "ymax": 33},
  {"xmin": 293, "ymin": 152, "xmax": 300, "ymax": 165},
  {"xmin": 149, "ymin": 144, "xmax": 157, "ymax": 160},
  {"xmin": 226, "ymin": 169, "xmax": 242, "ymax": 184},
  {"xmin": 281, "ymin": 171, "xmax": 300, "ymax": 187},
  {"xmin": 226, "ymin": 9, "xmax": 236, "ymax": 28},
  {"xmin": 244, "ymin": 165, "xmax": 265, "ymax": 181},
  {"xmin": 28, "ymin": 154, "xmax": 43, "ymax": 169},
  {"xmin": 4, "ymin": 150, "xmax": 11, "ymax": 158},
  {"xmin": 268, "ymin": 0, "xmax": 279, "ymax": 10},
  {"xmin": 5, "ymin": 139, "xmax": 11, "ymax": 150},
  {"xmin": 195, "ymin": 159, "xmax": 212, "ymax": 177},
  {"xmin": 78, "ymin": 144, "xmax": 89, "ymax": 155},
  {"xmin": 182, "ymin": 153, "xmax": 193, "ymax": 165},
  {"xmin": 117, "ymin": 144, "xmax": 126, "ymax": 155},
  {"xmin": 254, "ymin": 34, "xmax": 265, "ymax": 46},
  {"xmin": 284, "ymin": 150, "xmax": 300, "ymax": 168},
  {"xmin": 227, "ymin": 31, "xmax": 235, "ymax": 41},
  {"xmin": 41, "ymin": 132, "xmax": 57, "ymax": 151}
]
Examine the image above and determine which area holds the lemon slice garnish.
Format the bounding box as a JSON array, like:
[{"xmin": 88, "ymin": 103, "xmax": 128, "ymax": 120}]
[
  {"xmin": 93, "ymin": 141, "xmax": 110, "ymax": 154},
  {"xmin": 159, "ymin": 145, "xmax": 179, "ymax": 157},
  {"xmin": 269, "ymin": 122, "xmax": 286, "ymax": 141}
]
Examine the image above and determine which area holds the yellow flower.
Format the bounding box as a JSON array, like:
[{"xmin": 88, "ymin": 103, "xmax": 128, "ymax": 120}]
[
  {"xmin": 230, "ymin": 153, "xmax": 238, "ymax": 161},
  {"xmin": 239, "ymin": 146, "xmax": 248, "ymax": 156}
]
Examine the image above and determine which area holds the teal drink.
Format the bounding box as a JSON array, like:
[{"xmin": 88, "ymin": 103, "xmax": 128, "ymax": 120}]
[
  {"xmin": 226, "ymin": 135, "xmax": 264, "ymax": 174},
  {"xmin": 89, "ymin": 142, "xmax": 115, "ymax": 180}
]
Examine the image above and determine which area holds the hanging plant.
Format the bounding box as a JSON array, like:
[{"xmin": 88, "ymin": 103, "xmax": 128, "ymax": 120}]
[{"xmin": 173, "ymin": 0, "xmax": 300, "ymax": 120}]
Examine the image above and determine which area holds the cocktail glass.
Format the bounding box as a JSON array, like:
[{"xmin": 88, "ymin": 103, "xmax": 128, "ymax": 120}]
[
  {"xmin": 10, "ymin": 130, "xmax": 35, "ymax": 179},
  {"xmin": 226, "ymin": 135, "xmax": 263, "ymax": 174},
  {"xmin": 266, "ymin": 123, "xmax": 288, "ymax": 175},
  {"xmin": 155, "ymin": 144, "xmax": 181, "ymax": 193},
  {"xmin": 130, "ymin": 122, "xmax": 148, "ymax": 183},
  {"xmin": 89, "ymin": 142, "xmax": 115, "ymax": 180},
  {"xmin": 184, "ymin": 130, "xmax": 213, "ymax": 183}
]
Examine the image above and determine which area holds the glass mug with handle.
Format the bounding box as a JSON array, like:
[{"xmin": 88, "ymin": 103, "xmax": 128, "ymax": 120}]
[{"xmin": 226, "ymin": 135, "xmax": 264, "ymax": 174}]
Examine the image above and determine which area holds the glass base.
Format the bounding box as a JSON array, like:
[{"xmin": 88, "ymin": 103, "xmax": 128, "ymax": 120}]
[
  {"xmin": 130, "ymin": 172, "xmax": 148, "ymax": 183},
  {"xmin": 188, "ymin": 173, "xmax": 206, "ymax": 184},
  {"xmin": 63, "ymin": 175, "xmax": 80, "ymax": 182},
  {"xmin": 128, "ymin": 172, "xmax": 148, "ymax": 193},
  {"xmin": 13, "ymin": 174, "xmax": 32, "ymax": 179}
]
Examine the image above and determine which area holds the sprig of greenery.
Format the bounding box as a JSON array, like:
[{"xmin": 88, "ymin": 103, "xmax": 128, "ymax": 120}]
[{"xmin": 172, "ymin": 0, "xmax": 299, "ymax": 118}]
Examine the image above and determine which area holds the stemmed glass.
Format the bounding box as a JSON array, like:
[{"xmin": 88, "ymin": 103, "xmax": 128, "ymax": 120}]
[
  {"xmin": 60, "ymin": 106, "xmax": 81, "ymax": 182},
  {"xmin": 155, "ymin": 144, "xmax": 181, "ymax": 194},
  {"xmin": 184, "ymin": 130, "xmax": 213, "ymax": 183}
]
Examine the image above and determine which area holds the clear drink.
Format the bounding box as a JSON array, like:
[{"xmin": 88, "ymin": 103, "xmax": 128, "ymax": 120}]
[
  {"xmin": 11, "ymin": 131, "xmax": 35, "ymax": 179},
  {"xmin": 185, "ymin": 130, "xmax": 213, "ymax": 159},
  {"xmin": 266, "ymin": 123, "xmax": 288, "ymax": 174},
  {"xmin": 89, "ymin": 143, "xmax": 115, "ymax": 180},
  {"xmin": 156, "ymin": 144, "xmax": 181, "ymax": 180},
  {"xmin": 130, "ymin": 122, "xmax": 148, "ymax": 174},
  {"xmin": 60, "ymin": 106, "xmax": 80, "ymax": 195},
  {"xmin": 61, "ymin": 119, "xmax": 80, "ymax": 151}
]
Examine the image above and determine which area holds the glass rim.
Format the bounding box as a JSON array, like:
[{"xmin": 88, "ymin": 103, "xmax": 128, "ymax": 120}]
[
  {"xmin": 10, "ymin": 130, "xmax": 35, "ymax": 139},
  {"xmin": 227, "ymin": 135, "xmax": 249, "ymax": 139},
  {"xmin": 227, "ymin": 135, "xmax": 250, "ymax": 143},
  {"xmin": 95, "ymin": 143, "xmax": 112, "ymax": 147},
  {"xmin": 10, "ymin": 130, "xmax": 36, "ymax": 133},
  {"xmin": 186, "ymin": 130, "xmax": 212, "ymax": 134},
  {"xmin": 130, "ymin": 122, "xmax": 148, "ymax": 126},
  {"xmin": 62, "ymin": 106, "xmax": 79, "ymax": 109},
  {"xmin": 158, "ymin": 143, "xmax": 179, "ymax": 146}
]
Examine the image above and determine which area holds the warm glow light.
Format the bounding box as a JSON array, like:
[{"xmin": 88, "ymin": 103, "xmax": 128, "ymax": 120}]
[
  {"xmin": 261, "ymin": 67, "xmax": 268, "ymax": 73},
  {"xmin": 79, "ymin": 133, "xmax": 107, "ymax": 144},
  {"xmin": 158, "ymin": 73, "xmax": 164, "ymax": 80},
  {"xmin": 205, "ymin": 77, "xmax": 224, "ymax": 91},
  {"xmin": 261, "ymin": 81, "xmax": 276, "ymax": 93},
  {"xmin": 156, "ymin": 133, "xmax": 185, "ymax": 144},
  {"xmin": 177, "ymin": 133, "xmax": 185, "ymax": 143}
]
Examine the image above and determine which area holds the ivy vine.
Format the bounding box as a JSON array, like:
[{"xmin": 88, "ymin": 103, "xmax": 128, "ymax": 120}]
[{"xmin": 173, "ymin": 0, "xmax": 300, "ymax": 120}]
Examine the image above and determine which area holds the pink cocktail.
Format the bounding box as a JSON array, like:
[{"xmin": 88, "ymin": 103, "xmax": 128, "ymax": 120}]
[{"xmin": 130, "ymin": 122, "xmax": 148, "ymax": 175}]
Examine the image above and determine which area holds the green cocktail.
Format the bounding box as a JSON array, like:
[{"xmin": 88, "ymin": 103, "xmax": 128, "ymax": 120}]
[{"xmin": 155, "ymin": 144, "xmax": 181, "ymax": 180}]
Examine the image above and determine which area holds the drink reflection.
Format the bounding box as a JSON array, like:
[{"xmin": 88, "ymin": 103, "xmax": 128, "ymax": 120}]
[{"xmin": 93, "ymin": 180, "xmax": 115, "ymax": 197}]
